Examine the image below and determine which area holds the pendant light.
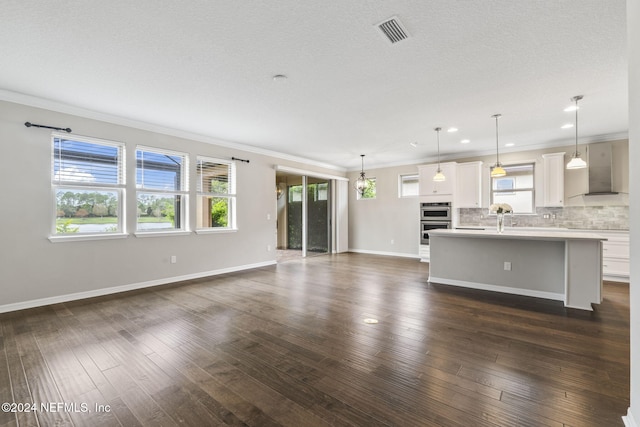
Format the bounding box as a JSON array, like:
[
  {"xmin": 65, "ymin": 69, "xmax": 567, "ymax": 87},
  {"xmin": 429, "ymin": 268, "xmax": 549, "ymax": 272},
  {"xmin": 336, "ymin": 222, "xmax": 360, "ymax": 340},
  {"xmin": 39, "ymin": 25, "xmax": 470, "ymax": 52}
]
[
  {"xmin": 433, "ymin": 127, "xmax": 446, "ymax": 182},
  {"xmin": 490, "ymin": 114, "xmax": 506, "ymax": 178},
  {"xmin": 354, "ymin": 154, "xmax": 367, "ymax": 195},
  {"xmin": 566, "ymin": 95, "xmax": 587, "ymax": 169}
]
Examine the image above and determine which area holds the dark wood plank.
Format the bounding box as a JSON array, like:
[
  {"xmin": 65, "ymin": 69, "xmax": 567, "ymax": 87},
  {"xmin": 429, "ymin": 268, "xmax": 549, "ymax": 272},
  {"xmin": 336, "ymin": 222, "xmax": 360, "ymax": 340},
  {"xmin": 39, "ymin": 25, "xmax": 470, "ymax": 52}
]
[{"xmin": 0, "ymin": 253, "xmax": 630, "ymax": 426}]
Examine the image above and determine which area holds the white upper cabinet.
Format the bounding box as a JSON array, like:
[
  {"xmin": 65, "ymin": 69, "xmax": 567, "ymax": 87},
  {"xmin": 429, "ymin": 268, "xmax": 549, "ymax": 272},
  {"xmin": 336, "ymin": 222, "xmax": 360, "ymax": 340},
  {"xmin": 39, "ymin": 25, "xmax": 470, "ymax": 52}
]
[
  {"xmin": 418, "ymin": 162, "xmax": 456, "ymax": 196},
  {"xmin": 542, "ymin": 152, "xmax": 566, "ymax": 207},
  {"xmin": 456, "ymin": 161, "xmax": 483, "ymax": 208}
]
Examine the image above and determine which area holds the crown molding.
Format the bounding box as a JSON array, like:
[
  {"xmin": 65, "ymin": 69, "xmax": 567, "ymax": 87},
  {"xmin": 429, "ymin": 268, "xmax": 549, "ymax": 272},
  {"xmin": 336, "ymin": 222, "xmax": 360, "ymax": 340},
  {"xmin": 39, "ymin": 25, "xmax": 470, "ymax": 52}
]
[{"xmin": 0, "ymin": 89, "xmax": 346, "ymax": 173}]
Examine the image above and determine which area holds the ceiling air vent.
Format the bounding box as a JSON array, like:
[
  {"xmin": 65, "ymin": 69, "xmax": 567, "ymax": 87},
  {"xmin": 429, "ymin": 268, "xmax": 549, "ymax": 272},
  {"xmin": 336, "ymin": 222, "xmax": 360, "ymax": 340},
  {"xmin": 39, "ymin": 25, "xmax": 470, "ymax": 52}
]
[{"xmin": 377, "ymin": 16, "xmax": 409, "ymax": 44}]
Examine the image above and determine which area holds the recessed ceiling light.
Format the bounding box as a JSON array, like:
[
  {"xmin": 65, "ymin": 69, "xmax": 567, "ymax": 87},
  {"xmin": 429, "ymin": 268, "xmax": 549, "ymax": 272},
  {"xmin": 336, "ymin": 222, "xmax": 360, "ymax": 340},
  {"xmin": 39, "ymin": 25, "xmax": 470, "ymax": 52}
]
[
  {"xmin": 410, "ymin": 141, "xmax": 418, "ymax": 147},
  {"xmin": 460, "ymin": 139, "xmax": 470, "ymax": 144},
  {"xmin": 561, "ymin": 123, "xmax": 574, "ymax": 129},
  {"xmin": 447, "ymin": 127, "xmax": 458, "ymax": 133},
  {"xmin": 564, "ymin": 105, "xmax": 579, "ymax": 112},
  {"xmin": 505, "ymin": 143, "xmax": 515, "ymax": 147},
  {"xmin": 272, "ymin": 74, "xmax": 288, "ymax": 82},
  {"xmin": 363, "ymin": 318, "xmax": 379, "ymax": 324}
]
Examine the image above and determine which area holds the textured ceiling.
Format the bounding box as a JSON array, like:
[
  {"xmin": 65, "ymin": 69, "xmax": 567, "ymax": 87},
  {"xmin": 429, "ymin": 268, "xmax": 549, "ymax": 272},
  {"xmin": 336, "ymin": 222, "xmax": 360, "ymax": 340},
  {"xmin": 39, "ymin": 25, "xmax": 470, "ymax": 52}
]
[{"xmin": 0, "ymin": 1, "xmax": 628, "ymax": 170}]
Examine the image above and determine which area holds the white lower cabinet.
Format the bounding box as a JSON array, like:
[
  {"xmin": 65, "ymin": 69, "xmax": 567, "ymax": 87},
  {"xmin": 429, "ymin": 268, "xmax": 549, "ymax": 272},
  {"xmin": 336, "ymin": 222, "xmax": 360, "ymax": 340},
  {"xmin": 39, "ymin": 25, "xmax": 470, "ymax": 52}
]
[
  {"xmin": 419, "ymin": 244, "xmax": 430, "ymax": 263},
  {"xmin": 600, "ymin": 231, "xmax": 630, "ymax": 281}
]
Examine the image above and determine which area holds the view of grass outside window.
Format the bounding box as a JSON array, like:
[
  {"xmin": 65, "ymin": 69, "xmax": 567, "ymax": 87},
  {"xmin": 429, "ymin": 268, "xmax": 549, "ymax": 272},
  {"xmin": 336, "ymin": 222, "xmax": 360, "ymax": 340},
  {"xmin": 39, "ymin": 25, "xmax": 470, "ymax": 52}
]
[
  {"xmin": 136, "ymin": 147, "xmax": 188, "ymax": 231},
  {"xmin": 52, "ymin": 134, "xmax": 125, "ymax": 235},
  {"xmin": 357, "ymin": 178, "xmax": 376, "ymax": 199},
  {"xmin": 196, "ymin": 157, "xmax": 236, "ymax": 229},
  {"xmin": 491, "ymin": 163, "xmax": 535, "ymax": 214}
]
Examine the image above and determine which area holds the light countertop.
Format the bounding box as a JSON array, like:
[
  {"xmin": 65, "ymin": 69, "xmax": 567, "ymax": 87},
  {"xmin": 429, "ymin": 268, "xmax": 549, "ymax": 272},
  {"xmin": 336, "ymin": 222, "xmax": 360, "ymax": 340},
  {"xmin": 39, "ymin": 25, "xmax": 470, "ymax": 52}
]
[{"xmin": 431, "ymin": 228, "xmax": 607, "ymax": 241}]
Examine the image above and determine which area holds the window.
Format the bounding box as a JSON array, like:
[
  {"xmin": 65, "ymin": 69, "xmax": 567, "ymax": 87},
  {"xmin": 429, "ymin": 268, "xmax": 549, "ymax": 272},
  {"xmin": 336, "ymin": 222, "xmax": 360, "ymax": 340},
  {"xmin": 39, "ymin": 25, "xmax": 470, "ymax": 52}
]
[
  {"xmin": 52, "ymin": 133, "xmax": 125, "ymax": 236},
  {"xmin": 491, "ymin": 163, "xmax": 535, "ymax": 214},
  {"xmin": 136, "ymin": 147, "xmax": 188, "ymax": 232},
  {"xmin": 399, "ymin": 174, "xmax": 419, "ymax": 197},
  {"xmin": 196, "ymin": 157, "xmax": 236, "ymax": 230},
  {"xmin": 357, "ymin": 178, "xmax": 376, "ymax": 200}
]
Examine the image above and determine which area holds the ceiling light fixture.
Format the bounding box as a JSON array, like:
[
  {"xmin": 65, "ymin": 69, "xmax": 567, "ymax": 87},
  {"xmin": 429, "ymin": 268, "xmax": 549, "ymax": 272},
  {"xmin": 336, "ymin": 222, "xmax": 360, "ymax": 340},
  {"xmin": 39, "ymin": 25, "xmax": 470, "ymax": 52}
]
[
  {"xmin": 505, "ymin": 143, "xmax": 515, "ymax": 147},
  {"xmin": 561, "ymin": 123, "xmax": 574, "ymax": 129},
  {"xmin": 447, "ymin": 127, "xmax": 458, "ymax": 133},
  {"xmin": 410, "ymin": 141, "xmax": 418, "ymax": 148},
  {"xmin": 433, "ymin": 127, "xmax": 445, "ymax": 182},
  {"xmin": 566, "ymin": 95, "xmax": 587, "ymax": 169},
  {"xmin": 490, "ymin": 114, "xmax": 506, "ymax": 178},
  {"xmin": 461, "ymin": 139, "xmax": 471, "ymax": 144},
  {"xmin": 354, "ymin": 154, "xmax": 368, "ymax": 194}
]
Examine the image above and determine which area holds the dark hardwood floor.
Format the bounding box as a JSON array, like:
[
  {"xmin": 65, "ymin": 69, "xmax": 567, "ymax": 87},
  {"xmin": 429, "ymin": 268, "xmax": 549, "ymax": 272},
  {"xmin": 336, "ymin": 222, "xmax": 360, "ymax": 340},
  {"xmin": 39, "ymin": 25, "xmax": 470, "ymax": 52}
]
[{"xmin": 0, "ymin": 253, "xmax": 629, "ymax": 426}]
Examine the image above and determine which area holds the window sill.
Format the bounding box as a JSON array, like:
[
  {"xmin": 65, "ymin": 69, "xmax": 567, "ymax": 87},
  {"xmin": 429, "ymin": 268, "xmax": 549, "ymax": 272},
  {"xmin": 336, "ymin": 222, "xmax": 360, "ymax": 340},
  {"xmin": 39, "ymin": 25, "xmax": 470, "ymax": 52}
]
[
  {"xmin": 49, "ymin": 233, "xmax": 129, "ymax": 243},
  {"xmin": 134, "ymin": 230, "xmax": 192, "ymax": 238},
  {"xmin": 195, "ymin": 228, "xmax": 238, "ymax": 235}
]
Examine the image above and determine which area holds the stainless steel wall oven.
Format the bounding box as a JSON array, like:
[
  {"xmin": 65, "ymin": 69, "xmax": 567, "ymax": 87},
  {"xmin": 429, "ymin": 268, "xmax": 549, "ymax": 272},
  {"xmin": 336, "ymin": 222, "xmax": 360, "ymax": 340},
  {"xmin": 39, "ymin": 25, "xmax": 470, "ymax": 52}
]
[{"xmin": 420, "ymin": 202, "xmax": 451, "ymax": 245}]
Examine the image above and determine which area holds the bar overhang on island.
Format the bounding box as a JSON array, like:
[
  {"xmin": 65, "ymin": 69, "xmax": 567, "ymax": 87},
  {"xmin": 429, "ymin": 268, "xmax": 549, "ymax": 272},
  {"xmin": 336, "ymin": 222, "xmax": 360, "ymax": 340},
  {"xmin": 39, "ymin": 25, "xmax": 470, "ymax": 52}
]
[{"xmin": 427, "ymin": 229, "xmax": 606, "ymax": 311}]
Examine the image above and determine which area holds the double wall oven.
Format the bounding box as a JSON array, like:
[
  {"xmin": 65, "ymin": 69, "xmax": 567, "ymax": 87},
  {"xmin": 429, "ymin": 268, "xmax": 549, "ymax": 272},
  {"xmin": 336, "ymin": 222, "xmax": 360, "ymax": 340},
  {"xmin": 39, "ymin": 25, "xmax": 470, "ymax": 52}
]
[{"xmin": 420, "ymin": 202, "xmax": 451, "ymax": 245}]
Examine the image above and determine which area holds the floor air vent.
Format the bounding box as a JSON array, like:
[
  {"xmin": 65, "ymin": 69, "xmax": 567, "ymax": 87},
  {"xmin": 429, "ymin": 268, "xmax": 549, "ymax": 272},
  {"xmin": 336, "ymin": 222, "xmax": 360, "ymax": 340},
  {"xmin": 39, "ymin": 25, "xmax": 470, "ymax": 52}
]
[{"xmin": 377, "ymin": 17, "xmax": 409, "ymax": 44}]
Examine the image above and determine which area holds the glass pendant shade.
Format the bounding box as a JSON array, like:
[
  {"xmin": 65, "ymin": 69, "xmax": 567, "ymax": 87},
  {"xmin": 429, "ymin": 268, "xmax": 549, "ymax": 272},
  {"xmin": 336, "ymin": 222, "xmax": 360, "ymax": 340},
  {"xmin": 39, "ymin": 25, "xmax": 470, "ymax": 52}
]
[
  {"xmin": 566, "ymin": 95, "xmax": 587, "ymax": 170},
  {"xmin": 490, "ymin": 164, "xmax": 507, "ymax": 177},
  {"xmin": 566, "ymin": 154, "xmax": 587, "ymax": 169},
  {"xmin": 355, "ymin": 172, "xmax": 367, "ymax": 193},
  {"xmin": 433, "ymin": 169, "xmax": 446, "ymax": 182},
  {"xmin": 432, "ymin": 127, "xmax": 446, "ymax": 182},
  {"xmin": 354, "ymin": 154, "xmax": 367, "ymax": 194}
]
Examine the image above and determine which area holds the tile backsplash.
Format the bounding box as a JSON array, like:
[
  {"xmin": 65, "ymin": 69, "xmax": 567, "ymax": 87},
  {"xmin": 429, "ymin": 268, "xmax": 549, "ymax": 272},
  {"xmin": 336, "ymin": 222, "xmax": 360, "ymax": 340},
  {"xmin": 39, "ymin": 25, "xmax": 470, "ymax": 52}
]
[{"xmin": 458, "ymin": 206, "xmax": 629, "ymax": 230}]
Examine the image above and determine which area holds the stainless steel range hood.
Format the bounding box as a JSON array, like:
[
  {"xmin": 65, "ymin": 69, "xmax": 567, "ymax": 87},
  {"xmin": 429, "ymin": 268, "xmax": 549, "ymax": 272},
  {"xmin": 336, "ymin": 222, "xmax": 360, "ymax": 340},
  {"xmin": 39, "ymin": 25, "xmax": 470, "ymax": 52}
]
[{"xmin": 585, "ymin": 142, "xmax": 618, "ymax": 195}]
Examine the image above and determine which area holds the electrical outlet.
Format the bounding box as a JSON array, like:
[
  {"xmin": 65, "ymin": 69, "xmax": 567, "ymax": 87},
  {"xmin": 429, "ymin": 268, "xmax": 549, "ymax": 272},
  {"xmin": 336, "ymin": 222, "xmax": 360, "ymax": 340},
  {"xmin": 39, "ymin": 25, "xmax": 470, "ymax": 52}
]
[
  {"xmin": 267, "ymin": 213, "xmax": 271, "ymax": 220},
  {"xmin": 504, "ymin": 261, "xmax": 511, "ymax": 271},
  {"xmin": 390, "ymin": 239, "xmax": 394, "ymax": 245},
  {"xmin": 170, "ymin": 255, "xmax": 177, "ymax": 264},
  {"xmin": 267, "ymin": 245, "xmax": 271, "ymax": 252}
]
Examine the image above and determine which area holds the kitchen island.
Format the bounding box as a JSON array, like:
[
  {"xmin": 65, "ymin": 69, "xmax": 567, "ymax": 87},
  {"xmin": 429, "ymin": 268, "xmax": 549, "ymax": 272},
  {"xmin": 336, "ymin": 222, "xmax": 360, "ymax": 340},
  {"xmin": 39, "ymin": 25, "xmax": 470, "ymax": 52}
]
[{"xmin": 428, "ymin": 228, "xmax": 606, "ymax": 310}]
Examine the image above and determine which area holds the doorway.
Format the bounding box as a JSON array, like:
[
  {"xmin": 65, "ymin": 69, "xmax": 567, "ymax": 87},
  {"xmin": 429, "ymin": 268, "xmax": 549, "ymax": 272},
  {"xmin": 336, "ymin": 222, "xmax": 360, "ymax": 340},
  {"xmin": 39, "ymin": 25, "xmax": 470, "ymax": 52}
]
[{"xmin": 276, "ymin": 173, "xmax": 331, "ymax": 262}]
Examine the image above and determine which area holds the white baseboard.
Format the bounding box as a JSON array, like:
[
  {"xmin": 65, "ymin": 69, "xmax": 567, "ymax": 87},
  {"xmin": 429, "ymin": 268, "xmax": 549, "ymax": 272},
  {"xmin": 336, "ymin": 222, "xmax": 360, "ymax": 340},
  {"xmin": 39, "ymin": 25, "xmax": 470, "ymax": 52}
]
[
  {"xmin": 348, "ymin": 248, "xmax": 421, "ymax": 259},
  {"xmin": 623, "ymin": 407, "xmax": 638, "ymax": 427},
  {"xmin": 0, "ymin": 260, "xmax": 276, "ymax": 314},
  {"xmin": 427, "ymin": 276, "xmax": 565, "ymax": 302}
]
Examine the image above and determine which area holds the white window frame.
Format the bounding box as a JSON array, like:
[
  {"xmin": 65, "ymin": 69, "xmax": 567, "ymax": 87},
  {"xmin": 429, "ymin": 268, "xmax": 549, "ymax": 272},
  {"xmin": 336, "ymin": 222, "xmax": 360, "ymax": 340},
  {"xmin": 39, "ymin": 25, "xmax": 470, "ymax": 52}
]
[
  {"xmin": 490, "ymin": 162, "xmax": 535, "ymax": 214},
  {"xmin": 195, "ymin": 156, "xmax": 237, "ymax": 233},
  {"xmin": 50, "ymin": 132, "xmax": 126, "ymax": 242},
  {"xmin": 399, "ymin": 174, "xmax": 419, "ymax": 198},
  {"xmin": 135, "ymin": 146, "xmax": 189, "ymax": 236}
]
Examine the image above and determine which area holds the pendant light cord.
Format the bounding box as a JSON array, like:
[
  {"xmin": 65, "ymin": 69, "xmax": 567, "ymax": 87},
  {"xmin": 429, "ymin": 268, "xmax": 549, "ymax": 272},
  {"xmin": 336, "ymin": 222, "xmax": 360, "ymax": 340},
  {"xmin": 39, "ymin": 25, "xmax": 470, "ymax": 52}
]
[
  {"xmin": 435, "ymin": 127, "xmax": 441, "ymax": 169},
  {"xmin": 492, "ymin": 114, "xmax": 502, "ymax": 165},
  {"xmin": 575, "ymin": 97, "xmax": 579, "ymax": 153}
]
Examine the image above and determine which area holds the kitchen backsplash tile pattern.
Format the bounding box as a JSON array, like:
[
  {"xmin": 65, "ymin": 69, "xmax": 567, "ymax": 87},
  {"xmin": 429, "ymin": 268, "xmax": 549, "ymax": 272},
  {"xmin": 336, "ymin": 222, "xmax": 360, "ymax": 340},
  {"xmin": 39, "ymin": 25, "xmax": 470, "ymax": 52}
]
[{"xmin": 458, "ymin": 206, "xmax": 629, "ymax": 230}]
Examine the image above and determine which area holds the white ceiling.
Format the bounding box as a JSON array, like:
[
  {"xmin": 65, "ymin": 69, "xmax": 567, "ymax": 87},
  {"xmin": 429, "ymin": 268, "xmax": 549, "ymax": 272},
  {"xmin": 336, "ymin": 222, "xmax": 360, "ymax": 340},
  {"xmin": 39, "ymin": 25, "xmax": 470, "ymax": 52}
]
[{"xmin": 1, "ymin": 1, "xmax": 628, "ymax": 170}]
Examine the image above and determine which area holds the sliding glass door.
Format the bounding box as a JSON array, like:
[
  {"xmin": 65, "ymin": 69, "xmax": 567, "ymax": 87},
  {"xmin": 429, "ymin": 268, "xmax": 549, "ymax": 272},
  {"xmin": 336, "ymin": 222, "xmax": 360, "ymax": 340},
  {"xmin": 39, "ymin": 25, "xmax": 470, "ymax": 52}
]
[
  {"xmin": 306, "ymin": 177, "xmax": 330, "ymax": 254},
  {"xmin": 282, "ymin": 176, "xmax": 331, "ymax": 257}
]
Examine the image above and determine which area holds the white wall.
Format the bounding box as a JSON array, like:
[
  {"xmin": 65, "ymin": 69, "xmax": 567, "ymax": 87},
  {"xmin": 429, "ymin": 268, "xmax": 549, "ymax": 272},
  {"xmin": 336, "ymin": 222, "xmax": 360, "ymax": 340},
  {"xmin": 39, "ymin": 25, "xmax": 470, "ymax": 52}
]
[
  {"xmin": 0, "ymin": 100, "xmax": 345, "ymax": 312},
  {"xmin": 348, "ymin": 164, "xmax": 421, "ymax": 257},
  {"xmin": 626, "ymin": 0, "xmax": 638, "ymax": 425}
]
